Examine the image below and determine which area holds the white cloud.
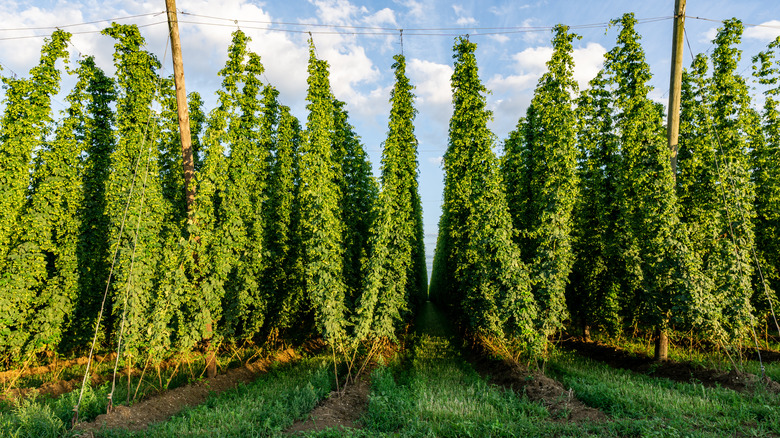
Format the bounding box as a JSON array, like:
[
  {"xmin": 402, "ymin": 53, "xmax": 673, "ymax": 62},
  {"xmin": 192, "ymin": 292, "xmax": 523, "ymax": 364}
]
[
  {"xmin": 489, "ymin": 2, "xmax": 537, "ymax": 15},
  {"xmin": 492, "ymin": 42, "xmax": 606, "ymax": 94},
  {"xmin": 489, "ymin": 34, "xmax": 510, "ymax": 44},
  {"xmin": 744, "ymin": 20, "xmax": 780, "ymax": 41},
  {"xmin": 427, "ymin": 156, "xmax": 443, "ymax": 165},
  {"xmin": 452, "ymin": 4, "xmax": 476, "ymax": 27},
  {"xmin": 407, "ymin": 58, "xmax": 453, "ymax": 131},
  {"xmin": 407, "ymin": 58, "xmax": 453, "ymax": 106},
  {"xmin": 392, "ymin": 0, "xmax": 425, "ymax": 21},
  {"xmin": 0, "ymin": 4, "xmax": 89, "ymax": 69},
  {"xmin": 517, "ymin": 18, "xmax": 546, "ymax": 44},
  {"xmin": 701, "ymin": 27, "xmax": 718, "ymax": 43},
  {"xmin": 309, "ymin": 0, "xmax": 366, "ymax": 25},
  {"xmin": 487, "ymin": 73, "xmax": 538, "ymax": 94},
  {"xmin": 364, "ymin": 7, "xmax": 397, "ymax": 28},
  {"xmin": 456, "ymin": 16, "xmax": 477, "ymax": 26},
  {"xmin": 572, "ymin": 42, "xmax": 607, "ymax": 89},
  {"xmin": 512, "ymin": 46, "xmax": 554, "ymax": 75}
]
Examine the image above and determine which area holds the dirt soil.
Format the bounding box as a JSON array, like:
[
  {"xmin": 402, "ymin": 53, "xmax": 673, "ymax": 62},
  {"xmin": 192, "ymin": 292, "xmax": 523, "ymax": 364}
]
[
  {"xmin": 285, "ymin": 375, "xmax": 370, "ymax": 435},
  {"xmin": 561, "ymin": 337, "xmax": 780, "ymax": 394},
  {"xmin": 284, "ymin": 341, "xmax": 395, "ymax": 435},
  {"xmin": 71, "ymin": 348, "xmax": 299, "ymax": 436},
  {"xmin": 467, "ymin": 347, "xmax": 608, "ymax": 423}
]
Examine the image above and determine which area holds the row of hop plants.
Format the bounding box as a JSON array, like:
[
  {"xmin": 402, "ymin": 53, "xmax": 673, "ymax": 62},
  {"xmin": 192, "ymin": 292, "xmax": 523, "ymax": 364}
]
[
  {"xmin": 430, "ymin": 14, "xmax": 780, "ymax": 360},
  {"xmin": 0, "ymin": 24, "xmax": 428, "ymax": 369}
]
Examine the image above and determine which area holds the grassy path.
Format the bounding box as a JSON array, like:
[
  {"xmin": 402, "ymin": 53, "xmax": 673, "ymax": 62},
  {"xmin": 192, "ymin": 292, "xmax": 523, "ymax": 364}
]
[
  {"xmin": 307, "ymin": 302, "xmax": 614, "ymax": 437},
  {"xmin": 548, "ymin": 351, "xmax": 780, "ymax": 437}
]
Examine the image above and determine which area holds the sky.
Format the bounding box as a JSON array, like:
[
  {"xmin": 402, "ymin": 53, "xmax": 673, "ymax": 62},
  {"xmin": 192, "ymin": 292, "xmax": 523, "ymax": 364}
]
[{"xmin": 2, "ymin": 0, "xmax": 779, "ymax": 275}]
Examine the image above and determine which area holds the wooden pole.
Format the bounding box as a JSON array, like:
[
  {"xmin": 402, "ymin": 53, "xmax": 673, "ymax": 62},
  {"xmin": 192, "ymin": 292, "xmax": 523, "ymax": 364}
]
[
  {"xmin": 656, "ymin": 0, "xmax": 686, "ymax": 363},
  {"xmin": 667, "ymin": 0, "xmax": 686, "ymax": 179},
  {"xmin": 165, "ymin": 0, "xmax": 216, "ymax": 378},
  {"xmin": 165, "ymin": 0, "xmax": 195, "ymax": 208}
]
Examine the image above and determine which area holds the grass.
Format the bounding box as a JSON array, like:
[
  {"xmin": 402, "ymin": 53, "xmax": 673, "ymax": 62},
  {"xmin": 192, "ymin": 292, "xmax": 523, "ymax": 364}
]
[
  {"xmin": 547, "ymin": 350, "xmax": 780, "ymax": 437},
  {"xmin": 98, "ymin": 357, "xmax": 335, "ymax": 437},
  {"xmin": 6, "ymin": 308, "xmax": 778, "ymax": 437},
  {"xmin": 305, "ymin": 303, "xmax": 617, "ymax": 437},
  {"xmin": 0, "ymin": 345, "xmax": 293, "ymax": 437},
  {"xmin": 592, "ymin": 332, "xmax": 780, "ymax": 385}
]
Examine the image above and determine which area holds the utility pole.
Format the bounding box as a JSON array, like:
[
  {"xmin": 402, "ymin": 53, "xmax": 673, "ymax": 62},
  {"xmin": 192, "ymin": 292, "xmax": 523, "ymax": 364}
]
[
  {"xmin": 667, "ymin": 0, "xmax": 686, "ymax": 178},
  {"xmin": 656, "ymin": 0, "xmax": 686, "ymax": 363},
  {"xmin": 165, "ymin": 0, "xmax": 216, "ymax": 378},
  {"xmin": 165, "ymin": 0, "xmax": 195, "ymax": 207}
]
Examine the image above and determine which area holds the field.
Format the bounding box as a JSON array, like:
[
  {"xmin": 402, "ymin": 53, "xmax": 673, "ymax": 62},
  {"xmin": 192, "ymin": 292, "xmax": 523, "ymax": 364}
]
[
  {"xmin": 2, "ymin": 7, "xmax": 780, "ymax": 438},
  {"xmin": 0, "ymin": 302, "xmax": 778, "ymax": 437}
]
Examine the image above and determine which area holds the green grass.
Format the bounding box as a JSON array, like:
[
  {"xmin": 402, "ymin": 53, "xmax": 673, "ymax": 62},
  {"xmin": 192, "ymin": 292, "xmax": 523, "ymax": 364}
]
[
  {"xmin": 305, "ymin": 303, "xmax": 615, "ymax": 437},
  {"xmin": 6, "ymin": 306, "xmax": 778, "ymax": 437},
  {"xmin": 593, "ymin": 332, "xmax": 780, "ymax": 383},
  {"xmin": 97, "ymin": 357, "xmax": 334, "ymax": 437},
  {"xmin": 1, "ymin": 378, "xmax": 120, "ymax": 438},
  {"xmin": 352, "ymin": 333, "xmax": 553, "ymax": 437},
  {"xmin": 547, "ymin": 350, "xmax": 780, "ymax": 437},
  {"xmin": 0, "ymin": 346, "xmax": 303, "ymax": 438}
]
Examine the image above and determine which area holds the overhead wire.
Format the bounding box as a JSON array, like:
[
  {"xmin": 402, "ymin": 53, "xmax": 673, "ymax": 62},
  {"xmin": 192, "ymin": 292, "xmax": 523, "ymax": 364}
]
[
  {"xmin": 0, "ymin": 11, "xmax": 165, "ymax": 31},
  {"xmin": 0, "ymin": 12, "xmax": 674, "ymax": 41},
  {"xmin": 0, "ymin": 11, "xmax": 775, "ymax": 42}
]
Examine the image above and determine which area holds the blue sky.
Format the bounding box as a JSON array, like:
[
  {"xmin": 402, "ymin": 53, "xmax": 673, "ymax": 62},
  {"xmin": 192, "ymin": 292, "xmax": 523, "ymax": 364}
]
[{"xmin": 2, "ymin": 0, "xmax": 779, "ymax": 274}]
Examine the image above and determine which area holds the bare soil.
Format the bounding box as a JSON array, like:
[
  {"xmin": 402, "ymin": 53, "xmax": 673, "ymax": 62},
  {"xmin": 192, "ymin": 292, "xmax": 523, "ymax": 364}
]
[
  {"xmin": 561, "ymin": 337, "xmax": 780, "ymax": 394},
  {"xmin": 467, "ymin": 345, "xmax": 608, "ymax": 423},
  {"xmin": 285, "ymin": 376, "xmax": 370, "ymax": 435},
  {"xmin": 72, "ymin": 348, "xmax": 299, "ymax": 435},
  {"xmin": 284, "ymin": 340, "xmax": 395, "ymax": 435}
]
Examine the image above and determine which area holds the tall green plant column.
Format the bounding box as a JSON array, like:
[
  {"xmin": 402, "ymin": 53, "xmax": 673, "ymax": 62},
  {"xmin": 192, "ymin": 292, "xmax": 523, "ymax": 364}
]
[
  {"xmin": 332, "ymin": 99, "xmax": 377, "ymax": 309},
  {"xmin": 503, "ymin": 25, "xmax": 579, "ymax": 339},
  {"xmin": 264, "ymin": 105, "xmax": 304, "ymax": 332},
  {"xmin": 605, "ymin": 14, "xmax": 700, "ymax": 356},
  {"xmin": 354, "ymin": 54, "xmax": 424, "ymax": 343},
  {"xmin": 102, "ymin": 23, "xmax": 168, "ymax": 365},
  {"xmin": 298, "ymin": 40, "xmax": 348, "ymax": 345},
  {"xmin": 145, "ymin": 80, "xmax": 208, "ymax": 358},
  {"xmin": 220, "ymin": 35, "xmax": 272, "ymax": 340},
  {"xmin": 434, "ymin": 37, "xmax": 538, "ymax": 353},
  {"xmin": 568, "ymin": 71, "xmax": 622, "ymax": 338},
  {"xmin": 708, "ymin": 19, "xmax": 757, "ymax": 343},
  {"xmin": 188, "ymin": 100, "xmax": 230, "ymax": 350},
  {"xmin": 752, "ymin": 36, "xmax": 780, "ymax": 321},
  {"xmin": 0, "ymin": 30, "xmax": 70, "ymax": 275},
  {"xmin": 67, "ymin": 57, "xmax": 116, "ymax": 351},
  {"xmin": 188, "ymin": 30, "xmax": 273, "ymax": 345},
  {"xmin": 0, "ymin": 30, "xmax": 72, "ymax": 363},
  {"xmin": 677, "ymin": 54, "xmax": 721, "ymax": 335}
]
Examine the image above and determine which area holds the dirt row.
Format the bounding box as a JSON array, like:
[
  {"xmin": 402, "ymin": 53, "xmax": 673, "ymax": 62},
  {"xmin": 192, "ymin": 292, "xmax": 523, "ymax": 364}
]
[
  {"xmin": 464, "ymin": 344, "xmax": 608, "ymax": 423},
  {"xmin": 72, "ymin": 348, "xmax": 300, "ymax": 436},
  {"xmin": 43, "ymin": 321, "xmax": 780, "ymax": 435},
  {"xmin": 560, "ymin": 337, "xmax": 780, "ymax": 394},
  {"xmin": 285, "ymin": 375, "xmax": 371, "ymax": 435}
]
